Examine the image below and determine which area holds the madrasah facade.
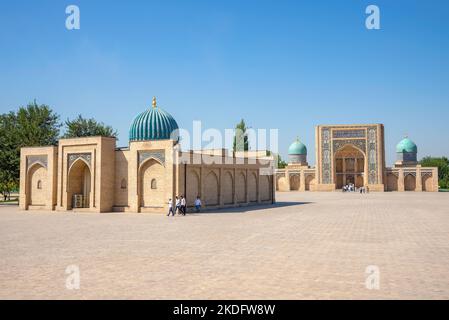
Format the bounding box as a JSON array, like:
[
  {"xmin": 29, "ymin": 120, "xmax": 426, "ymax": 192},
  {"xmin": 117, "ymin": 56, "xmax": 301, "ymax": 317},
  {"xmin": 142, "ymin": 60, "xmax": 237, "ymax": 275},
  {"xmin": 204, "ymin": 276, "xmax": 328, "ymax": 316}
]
[{"xmin": 276, "ymin": 124, "xmax": 439, "ymax": 192}]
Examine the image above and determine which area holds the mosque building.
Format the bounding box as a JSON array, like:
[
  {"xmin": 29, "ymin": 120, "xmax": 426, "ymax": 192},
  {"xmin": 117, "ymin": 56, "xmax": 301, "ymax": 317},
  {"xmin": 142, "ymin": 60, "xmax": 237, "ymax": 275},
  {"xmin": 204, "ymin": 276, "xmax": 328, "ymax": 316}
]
[
  {"xmin": 276, "ymin": 124, "xmax": 439, "ymax": 192},
  {"xmin": 19, "ymin": 98, "xmax": 275, "ymax": 212}
]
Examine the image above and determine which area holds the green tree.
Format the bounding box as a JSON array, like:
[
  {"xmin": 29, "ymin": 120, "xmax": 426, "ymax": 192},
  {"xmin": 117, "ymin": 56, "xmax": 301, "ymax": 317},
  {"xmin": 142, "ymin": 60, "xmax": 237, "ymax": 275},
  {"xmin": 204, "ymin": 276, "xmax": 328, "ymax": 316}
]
[
  {"xmin": 16, "ymin": 101, "xmax": 60, "ymax": 146},
  {"xmin": 0, "ymin": 173, "xmax": 17, "ymax": 201},
  {"xmin": 0, "ymin": 101, "xmax": 60, "ymax": 200},
  {"xmin": 233, "ymin": 119, "xmax": 249, "ymax": 152},
  {"xmin": 63, "ymin": 115, "xmax": 118, "ymax": 139},
  {"xmin": 277, "ymin": 154, "xmax": 287, "ymax": 169},
  {"xmin": 420, "ymin": 156, "xmax": 449, "ymax": 189}
]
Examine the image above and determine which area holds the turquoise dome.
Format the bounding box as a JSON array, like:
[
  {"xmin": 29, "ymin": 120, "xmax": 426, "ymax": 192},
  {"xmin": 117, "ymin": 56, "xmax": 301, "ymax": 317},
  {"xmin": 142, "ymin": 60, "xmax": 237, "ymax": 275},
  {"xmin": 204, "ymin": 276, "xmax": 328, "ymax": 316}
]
[
  {"xmin": 396, "ymin": 137, "xmax": 417, "ymax": 153},
  {"xmin": 288, "ymin": 138, "xmax": 307, "ymax": 155},
  {"xmin": 129, "ymin": 98, "xmax": 179, "ymax": 141}
]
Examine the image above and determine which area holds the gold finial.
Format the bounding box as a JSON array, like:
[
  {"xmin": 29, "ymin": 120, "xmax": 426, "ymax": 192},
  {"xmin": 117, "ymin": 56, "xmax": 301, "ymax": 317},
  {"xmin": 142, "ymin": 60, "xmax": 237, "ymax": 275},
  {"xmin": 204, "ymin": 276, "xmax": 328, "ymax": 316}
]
[{"xmin": 152, "ymin": 96, "xmax": 157, "ymax": 108}]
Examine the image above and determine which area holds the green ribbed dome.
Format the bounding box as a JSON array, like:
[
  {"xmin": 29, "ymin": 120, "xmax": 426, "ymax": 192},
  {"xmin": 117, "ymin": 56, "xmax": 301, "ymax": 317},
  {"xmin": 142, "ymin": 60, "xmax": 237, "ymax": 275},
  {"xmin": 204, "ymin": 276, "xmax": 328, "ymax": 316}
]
[
  {"xmin": 129, "ymin": 98, "xmax": 179, "ymax": 141},
  {"xmin": 396, "ymin": 137, "xmax": 417, "ymax": 153},
  {"xmin": 288, "ymin": 138, "xmax": 307, "ymax": 155}
]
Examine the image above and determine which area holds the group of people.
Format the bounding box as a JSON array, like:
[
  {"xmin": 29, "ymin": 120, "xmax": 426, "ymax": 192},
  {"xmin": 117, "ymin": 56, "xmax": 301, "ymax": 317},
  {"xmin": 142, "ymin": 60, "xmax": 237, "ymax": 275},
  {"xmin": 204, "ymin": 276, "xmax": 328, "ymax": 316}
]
[
  {"xmin": 167, "ymin": 195, "xmax": 202, "ymax": 216},
  {"xmin": 342, "ymin": 183, "xmax": 356, "ymax": 192},
  {"xmin": 342, "ymin": 183, "xmax": 369, "ymax": 194}
]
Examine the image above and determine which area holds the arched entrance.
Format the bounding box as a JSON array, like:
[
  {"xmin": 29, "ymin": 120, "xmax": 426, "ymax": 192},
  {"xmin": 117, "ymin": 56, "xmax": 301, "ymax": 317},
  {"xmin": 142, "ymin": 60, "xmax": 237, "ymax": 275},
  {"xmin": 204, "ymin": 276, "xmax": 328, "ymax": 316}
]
[
  {"xmin": 186, "ymin": 170, "xmax": 200, "ymax": 206},
  {"xmin": 422, "ymin": 175, "xmax": 433, "ymax": 192},
  {"xmin": 248, "ymin": 172, "xmax": 258, "ymax": 202},
  {"xmin": 387, "ymin": 174, "xmax": 398, "ymax": 191},
  {"xmin": 305, "ymin": 175, "xmax": 315, "ymax": 191},
  {"xmin": 289, "ymin": 174, "xmax": 300, "ymax": 191},
  {"xmin": 204, "ymin": 171, "xmax": 219, "ymax": 206},
  {"xmin": 334, "ymin": 145, "xmax": 365, "ymax": 189},
  {"xmin": 67, "ymin": 159, "xmax": 91, "ymax": 209},
  {"xmin": 27, "ymin": 163, "xmax": 47, "ymax": 207},
  {"xmin": 139, "ymin": 158, "xmax": 165, "ymax": 208},
  {"xmin": 236, "ymin": 172, "xmax": 246, "ymax": 203},
  {"xmin": 223, "ymin": 171, "xmax": 234, "ymax": 205},
  {"xmin": 260, "ymin": 175, "xmax": 271, "ymax": 201},
  {"xmin": 404, "ymin": 174, "xmax": 416, "ymax": 191}
]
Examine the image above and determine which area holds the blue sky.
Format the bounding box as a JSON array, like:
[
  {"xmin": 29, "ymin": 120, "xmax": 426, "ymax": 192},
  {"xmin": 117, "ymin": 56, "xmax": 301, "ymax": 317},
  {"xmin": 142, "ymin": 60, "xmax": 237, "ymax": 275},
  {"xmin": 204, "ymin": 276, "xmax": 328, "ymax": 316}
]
[{"xmin": 0, "ymin": 0, "xmax": 448, "ymax": 165}]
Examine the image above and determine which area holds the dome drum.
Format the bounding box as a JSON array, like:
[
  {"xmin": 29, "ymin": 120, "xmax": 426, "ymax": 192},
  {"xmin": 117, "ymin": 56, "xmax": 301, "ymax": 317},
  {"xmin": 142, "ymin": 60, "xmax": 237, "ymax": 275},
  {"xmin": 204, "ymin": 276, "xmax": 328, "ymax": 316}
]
[
  {"xmin": 396, "ymin": 152, "xmax": 417, "ymax": 163},
  {"xmin": 289, "ymin": 154, "xmax": 307, "ymax": 165}
]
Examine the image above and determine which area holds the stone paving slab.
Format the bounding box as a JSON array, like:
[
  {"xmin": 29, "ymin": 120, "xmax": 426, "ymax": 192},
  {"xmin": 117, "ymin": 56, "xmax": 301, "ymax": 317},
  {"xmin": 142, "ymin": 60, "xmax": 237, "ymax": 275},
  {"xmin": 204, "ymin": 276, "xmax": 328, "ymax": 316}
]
[{"xmin": 1, "ymin": 192, "xmax": 449, "ymax": 299}]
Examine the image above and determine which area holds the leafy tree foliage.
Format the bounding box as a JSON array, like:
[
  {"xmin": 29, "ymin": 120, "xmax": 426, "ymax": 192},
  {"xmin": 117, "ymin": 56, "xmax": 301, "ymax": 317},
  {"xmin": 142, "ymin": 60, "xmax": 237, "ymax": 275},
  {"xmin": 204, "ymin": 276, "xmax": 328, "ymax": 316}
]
[
  {"xmin": 233, "ymin": 119, "xmax": 249, "ymax": 152},
  {"xmin": 63, "ymin": 115, "xmax": 117, "ymax": 139},
  {"xmin": 0, "ymin": 101, "xmax": 60, "ymax": 200},
  {"xmin": 16, "ymin": 101, "xmax": 60, "ymax": 146},
  {"xmin": 277, "ymin": 154, "xmax": 287, "ymax": 169}
]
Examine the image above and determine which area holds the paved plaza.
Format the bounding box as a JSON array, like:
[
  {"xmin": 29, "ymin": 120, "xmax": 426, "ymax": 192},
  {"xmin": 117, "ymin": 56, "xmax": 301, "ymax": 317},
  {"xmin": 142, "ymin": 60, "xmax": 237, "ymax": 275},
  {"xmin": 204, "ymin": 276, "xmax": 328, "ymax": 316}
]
[{"xmin": 1, "ymin": 192, "xmax": 449, "ymax": 299}]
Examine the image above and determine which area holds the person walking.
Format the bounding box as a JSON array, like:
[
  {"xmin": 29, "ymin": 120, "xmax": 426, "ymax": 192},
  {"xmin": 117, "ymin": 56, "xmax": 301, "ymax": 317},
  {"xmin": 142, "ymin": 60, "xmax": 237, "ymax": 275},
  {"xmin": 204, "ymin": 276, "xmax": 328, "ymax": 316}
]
[
  {"xmin": 194, "ymin": 196, "xmax": 202, "ymax": 213},
  {"xmin": 167, "ymin": 198, "xmax": 174, "ymax": 216},
  {"xmin": 175, "ymin": 196, "xmax": 181, "ymax": 215},
  {"xmin": 180, "ymin": 195, "xmax": 186, "ymax": 216}
]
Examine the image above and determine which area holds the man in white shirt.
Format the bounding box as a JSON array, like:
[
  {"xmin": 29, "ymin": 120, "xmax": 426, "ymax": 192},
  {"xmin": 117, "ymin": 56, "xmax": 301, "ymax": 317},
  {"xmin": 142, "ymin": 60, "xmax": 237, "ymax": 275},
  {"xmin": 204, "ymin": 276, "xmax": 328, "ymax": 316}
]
[
  {"xmin": 175, "ymin": 196, "xmax": 181, "ymax": 215},
  {"xmin": 180, "ymin": 195, "xmax": 186, "ymax": 216},
  {"xmin": 167, "ymin": 198, "xmax": 174, "ymax": 216}
]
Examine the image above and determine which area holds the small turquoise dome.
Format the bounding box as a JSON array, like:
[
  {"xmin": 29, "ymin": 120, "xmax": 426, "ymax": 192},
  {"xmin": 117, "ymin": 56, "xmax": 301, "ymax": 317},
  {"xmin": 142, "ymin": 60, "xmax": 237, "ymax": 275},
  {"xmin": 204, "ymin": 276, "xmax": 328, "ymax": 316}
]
[
  {"xmin": 288, "ymin": 138, "xmax": 307, "ymax": 155},
  {"xmin": 129, "ymin": 98, "xmax": 179, "ymax": 141},
  {"xmin": 396, "ymin": 137, "xmax": 417, "ymax": 153}
]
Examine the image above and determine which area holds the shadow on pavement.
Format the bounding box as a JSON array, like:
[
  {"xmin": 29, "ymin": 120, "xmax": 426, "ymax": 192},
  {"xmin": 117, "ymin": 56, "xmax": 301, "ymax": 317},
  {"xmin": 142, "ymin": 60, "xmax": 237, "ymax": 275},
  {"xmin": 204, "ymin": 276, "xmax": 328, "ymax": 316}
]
[
  {"xmin": 188, "ymin": 201, "xmax": 312, "ymax": 215},
  {"xmin": 0, "ymin": 202, "xmax": 19, "ymax": 207}
]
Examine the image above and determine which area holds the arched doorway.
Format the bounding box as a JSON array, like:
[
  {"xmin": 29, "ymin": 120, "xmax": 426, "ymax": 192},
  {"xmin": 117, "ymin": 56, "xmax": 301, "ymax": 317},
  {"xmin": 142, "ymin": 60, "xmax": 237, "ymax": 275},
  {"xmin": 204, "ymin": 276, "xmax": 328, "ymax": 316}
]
[
  {"xmin": 248, "ymin": 172, "xmax": 258, "ymax": 202},
  {"xmin": 387, "ymin": 174, "xmax": 398, "ymax": 191},
  {"xmin": 67, "ymin": 159, "xmax": 91, "ymax": 209},
  {"xmin": 204, "ymin": 171, "xmax": 219, "ymax": 206},
  {"xmin": 334, "ymin": 145, "xmax": 365, "ymax": 189},
  {"xmin": 186, "ymin": 170, "xmax": 200, "ymax": 206},
  {"xmin": 260, "ymin": 175, "xmax": 271, "ymax": 201},
  {"xmin": 404, "ymin": 174, "xmax": 416, "ymax": 191},
  {"xmin": 236, "ymin": 172, "xmax": 246, "ymax": 203},
  {"xmin": 139, "ymin": 158, "xmax": 165, "ymax": 208},
  {"xmin": 27, "ymin": 163, "xmax": 47, "ymax": 207},
  {"xmin": 277, "ymin": 176, "xmax": 287, "ymax": 191},
  {"xmin": 223, "ymin": 171, "xmax": 234, "ymax": 205},
  {"xmin": 305, "ymin": 175, "xmax": 315, "ymax": 191},
  {"xmin": 422, "ymin": 175, "xmax": 433, "ymax": 192},
  {"xmin": 289, "ymin": 174, "xmax": 300, "ymax": 191}
]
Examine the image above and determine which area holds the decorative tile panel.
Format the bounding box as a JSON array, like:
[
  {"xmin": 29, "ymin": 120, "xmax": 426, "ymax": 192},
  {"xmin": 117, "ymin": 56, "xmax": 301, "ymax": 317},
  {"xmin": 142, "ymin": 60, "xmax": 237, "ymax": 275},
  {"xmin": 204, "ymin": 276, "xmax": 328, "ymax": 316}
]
[
  {"xmin": 367, "ymin": 127, "xmax": 378, "ymax": 184},
  {"xmin": 321, "ymin": 128, "xmax": 331, "ymax": 184},
  {"xmin": 333, "ymin": 129, "xmax": 366, "ymax": 139},
  {"xmin": 333, "ymin": 139, "xmax": 367, "ymax": 154},
  {"xmin": 138, "ymin": 150, "xmax": 165, "ymax": 166},
  {"xmin": 27, "ymin": 155, "xmax": 48, "ymax": 170},
  {"xmin": 68, "ymin": 153, "xmax": 91, "ymax": 169},
  {"xmin": 421, "ymin": 171, "xmax": 433, "ymax": 177}
]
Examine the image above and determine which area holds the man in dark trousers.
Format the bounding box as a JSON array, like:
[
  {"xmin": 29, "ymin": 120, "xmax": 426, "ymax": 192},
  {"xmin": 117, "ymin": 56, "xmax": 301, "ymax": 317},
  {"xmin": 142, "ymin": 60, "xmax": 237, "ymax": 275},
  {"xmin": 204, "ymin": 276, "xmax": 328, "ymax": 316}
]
[{"xmin": 180, "ymin": 195, "xmax": 186, "ymax": 215}]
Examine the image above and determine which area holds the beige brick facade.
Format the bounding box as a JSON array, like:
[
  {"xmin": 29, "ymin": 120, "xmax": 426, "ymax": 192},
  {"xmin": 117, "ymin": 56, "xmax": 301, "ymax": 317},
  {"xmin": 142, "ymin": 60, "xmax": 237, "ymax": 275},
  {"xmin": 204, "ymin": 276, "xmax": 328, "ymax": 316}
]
[{"xmin": 20, "ymin": 138, "xmax": 275, "ymax": 213}]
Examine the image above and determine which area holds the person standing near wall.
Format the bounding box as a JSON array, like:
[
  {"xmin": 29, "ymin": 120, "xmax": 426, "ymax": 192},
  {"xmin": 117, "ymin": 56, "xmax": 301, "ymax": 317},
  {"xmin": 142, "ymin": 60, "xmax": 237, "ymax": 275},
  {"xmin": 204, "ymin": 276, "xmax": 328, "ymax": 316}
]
[
  {"xmin": 175, "ymin": 196, "xmax": 181, "ymax": 215},
  {"xmin": 167, "ymin": 198, "xmax": 174, "ymax": 217},
  {"xmin": 194, "ymin": 196, "xmax": 202, "ymax": 213},
  {"xmin": 180, "ymin": 195, "xmax": 186, "ymax": 216}
]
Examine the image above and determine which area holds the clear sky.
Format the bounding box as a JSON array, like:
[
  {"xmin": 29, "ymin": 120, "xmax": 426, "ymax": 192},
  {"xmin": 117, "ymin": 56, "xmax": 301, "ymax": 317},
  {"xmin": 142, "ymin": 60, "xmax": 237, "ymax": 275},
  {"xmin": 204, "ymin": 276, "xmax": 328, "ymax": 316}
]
[{"xmin": 1, "ymin": 0, "xmax": 448, "ymax": 165}]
